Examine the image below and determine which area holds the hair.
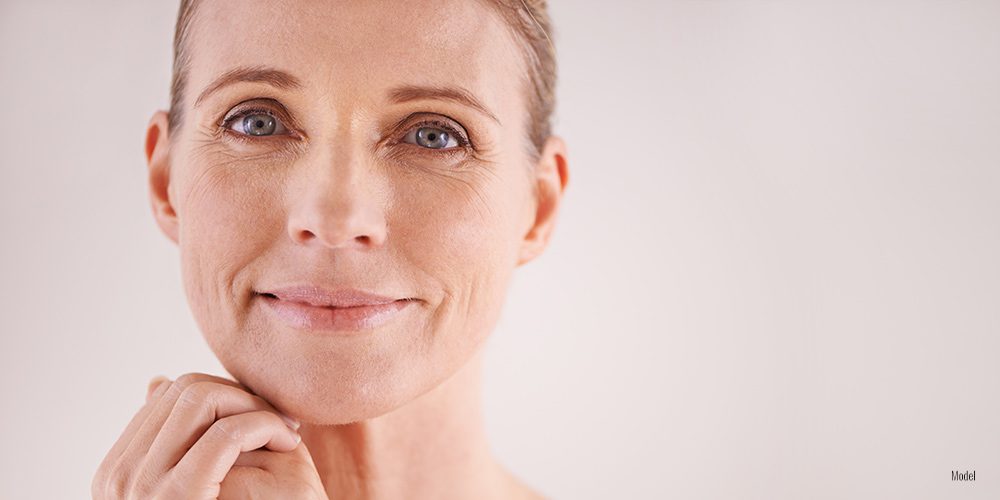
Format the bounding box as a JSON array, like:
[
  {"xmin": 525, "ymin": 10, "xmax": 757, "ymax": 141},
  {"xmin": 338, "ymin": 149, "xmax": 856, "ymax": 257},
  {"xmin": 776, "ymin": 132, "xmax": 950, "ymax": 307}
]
[{"xmin": 167, "ymin": 0, "xmax": 556, "ymax": 158}]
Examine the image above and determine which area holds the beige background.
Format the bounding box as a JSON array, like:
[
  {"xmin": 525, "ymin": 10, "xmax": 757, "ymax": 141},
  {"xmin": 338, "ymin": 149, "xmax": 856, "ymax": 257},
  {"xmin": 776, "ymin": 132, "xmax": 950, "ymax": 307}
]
[{"xmin": 1, "ymin": 0, "xmax": 997, "ymax": 498}]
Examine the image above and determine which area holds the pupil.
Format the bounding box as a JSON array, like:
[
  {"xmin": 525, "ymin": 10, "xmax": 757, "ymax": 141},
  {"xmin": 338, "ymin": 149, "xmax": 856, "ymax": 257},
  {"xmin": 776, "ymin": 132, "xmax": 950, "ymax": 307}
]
[
  {"xmin": 255, "ymin": 120, "xmax": 265, "ymax": 128},
  {"xmin": 428, "ymin": 133, "xmax": 437, "ymax": 141}
]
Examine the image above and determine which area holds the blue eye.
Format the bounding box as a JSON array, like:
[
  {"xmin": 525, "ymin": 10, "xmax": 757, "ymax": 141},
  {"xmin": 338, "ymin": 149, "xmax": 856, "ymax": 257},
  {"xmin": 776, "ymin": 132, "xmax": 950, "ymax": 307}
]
[
  {"xmin": 227, "ymin": 112, "xmax": 288, "ymax": 137},
  {"xmin": 404, "ymin": 125, "xmax": 461, "ymax": 149}
]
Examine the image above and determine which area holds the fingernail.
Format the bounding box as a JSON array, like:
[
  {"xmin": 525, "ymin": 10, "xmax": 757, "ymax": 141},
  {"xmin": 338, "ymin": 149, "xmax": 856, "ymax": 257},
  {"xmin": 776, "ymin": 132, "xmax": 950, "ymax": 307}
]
[{"xmin": 280, "ymin": 414, "xmax": 301, "ymax": 431}]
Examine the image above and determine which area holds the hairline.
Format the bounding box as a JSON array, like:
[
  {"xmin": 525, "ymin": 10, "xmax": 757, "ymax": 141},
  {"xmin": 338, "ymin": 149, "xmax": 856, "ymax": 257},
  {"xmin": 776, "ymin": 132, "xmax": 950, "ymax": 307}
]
[{"xmin": 167, "ymin": 0, "xmax": 553, "ymax": 160}]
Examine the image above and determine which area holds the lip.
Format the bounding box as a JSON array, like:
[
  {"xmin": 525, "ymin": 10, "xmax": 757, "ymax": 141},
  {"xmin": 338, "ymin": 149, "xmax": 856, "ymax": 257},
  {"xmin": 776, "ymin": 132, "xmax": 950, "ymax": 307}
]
[{"xmin": 256, "ymin": 286, "xmax": 414, "ymax": 333}]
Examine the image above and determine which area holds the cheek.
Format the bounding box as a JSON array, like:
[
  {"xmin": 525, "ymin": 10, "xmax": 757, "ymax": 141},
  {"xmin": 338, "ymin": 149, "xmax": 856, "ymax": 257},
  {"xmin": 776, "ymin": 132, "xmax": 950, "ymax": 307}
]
[
  {"xmin": 395, "ymin": 165, "xmax": 519, "ymax": 271},
  {"xmin": 390, "ymin": 164, "xmax": 525, "ymax": 341},
  {"xmin": 168, "ymin": 148, "xmax": 530, "ymax": 423},
  {"xmin": 175, "ymin": 157, "xmax": 284, "ymax": 343}
]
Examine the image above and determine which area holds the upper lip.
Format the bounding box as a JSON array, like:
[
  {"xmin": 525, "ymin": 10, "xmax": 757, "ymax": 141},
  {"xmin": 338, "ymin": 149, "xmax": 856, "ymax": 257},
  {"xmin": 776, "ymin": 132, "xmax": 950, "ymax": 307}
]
[{"xmin": 257, "ymin": 285, "xmax": 405, "ymax": 308}]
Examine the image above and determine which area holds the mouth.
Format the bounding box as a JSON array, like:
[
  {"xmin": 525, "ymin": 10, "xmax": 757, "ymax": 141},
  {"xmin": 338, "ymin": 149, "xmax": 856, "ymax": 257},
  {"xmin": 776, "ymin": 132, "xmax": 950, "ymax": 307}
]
[{"xmin": 254, "ymin": 286, "xmax": 416, "ymax": 333}]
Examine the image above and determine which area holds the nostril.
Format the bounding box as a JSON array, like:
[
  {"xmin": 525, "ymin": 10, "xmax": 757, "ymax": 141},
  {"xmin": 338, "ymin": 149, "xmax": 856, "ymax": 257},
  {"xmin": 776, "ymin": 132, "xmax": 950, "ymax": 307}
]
[{"xmin": 287, "ymin": 211, "xmax": 386, "ymax": 249}]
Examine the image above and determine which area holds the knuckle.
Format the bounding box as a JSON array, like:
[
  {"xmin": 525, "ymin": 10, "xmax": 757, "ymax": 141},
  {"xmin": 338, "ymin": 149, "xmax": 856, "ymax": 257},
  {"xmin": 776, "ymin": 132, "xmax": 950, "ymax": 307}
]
[
  {"xmin": 106, "ymin": 466, "xmax": 129, "ymax": 499},
  {"xmin": 107, "ymin": 457, "xmax": 152, "ymax": 500},
  {"xmin": 173, "ymin": 372, "xmax": 209, "ymax": 390},
  {"xmin": 94, "ymin": 466, "xmax": 127, "ymax": 499},
  {"xmin": 128, "ymin": 460, "xmax": 163, "ymax": 499},
  {"xmin": 162, "ymin": 468, "xmax": 194, "ymax": 499},
  {"xmin": 262, "ymin": 411, "xmax": 287, "ymax": 429},
  {"xmin": 94, "ymin": 461, "xmax": 127, "ymax": 498},
  {"xmin": 209, "ymin": 416, "xmax": 245, "ymax": 443},
  {"xmin": 176, "ymin": 381, "xmax": 218, "ymax": 409}
]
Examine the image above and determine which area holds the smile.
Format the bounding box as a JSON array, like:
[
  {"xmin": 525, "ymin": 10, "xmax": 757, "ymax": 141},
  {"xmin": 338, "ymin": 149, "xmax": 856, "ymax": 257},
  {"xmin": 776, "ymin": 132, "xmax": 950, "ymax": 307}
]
[{"xmin": 255, "ymin": 287, "xmax": 415, "ymax": 333}]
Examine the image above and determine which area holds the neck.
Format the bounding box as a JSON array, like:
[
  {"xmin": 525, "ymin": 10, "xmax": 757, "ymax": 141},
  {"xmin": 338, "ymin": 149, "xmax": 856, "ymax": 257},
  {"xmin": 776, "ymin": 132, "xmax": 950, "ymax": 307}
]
[{"xmin": 299, "ymin": 349, "xmax": 523, "ymax": 500}]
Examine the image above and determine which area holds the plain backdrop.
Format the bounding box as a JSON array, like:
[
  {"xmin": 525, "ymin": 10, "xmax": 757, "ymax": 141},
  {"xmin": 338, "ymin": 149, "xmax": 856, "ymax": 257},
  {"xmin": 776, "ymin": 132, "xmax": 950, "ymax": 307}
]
[{"xmin": 1, "ymin": 1, "xmax": 998, "ymax": 498}]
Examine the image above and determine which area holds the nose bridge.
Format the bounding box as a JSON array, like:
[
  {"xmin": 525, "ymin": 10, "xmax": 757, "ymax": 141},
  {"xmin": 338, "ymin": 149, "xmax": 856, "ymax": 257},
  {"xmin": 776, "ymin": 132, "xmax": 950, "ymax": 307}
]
[{"xmin": 287, "ymin": 127, "xmax": 388, "ymax": 250}]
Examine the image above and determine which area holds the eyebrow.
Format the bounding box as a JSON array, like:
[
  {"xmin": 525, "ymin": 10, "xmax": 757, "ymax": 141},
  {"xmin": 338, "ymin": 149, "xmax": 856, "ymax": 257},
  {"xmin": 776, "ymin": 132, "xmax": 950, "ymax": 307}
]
[
  {"xmin": 387, "ymin": 85, "xmax": 501, "ymax": 125},
  {"xmin": 193, "ymin": 66, "xmax": 500, "ymax": 125},
  {"xmin": 194, "ymin": 66, "xmax": 303, "ymax": 107}
]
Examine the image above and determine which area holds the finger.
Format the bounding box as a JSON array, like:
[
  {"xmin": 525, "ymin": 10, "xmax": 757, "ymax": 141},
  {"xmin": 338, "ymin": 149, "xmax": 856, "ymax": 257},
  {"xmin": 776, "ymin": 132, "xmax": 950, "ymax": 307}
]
[
  {"xmin": 111, "ymin": 377, "xmax": 172, "ymax": 460},
  {"xmin": 138, "ymin": 381, "xmax": 299, "ymax": 481},
  {"xmin": 218, "ymin": 466, "xmax": 270, "ymax": 500},
  {"xmin": 223, "ymin": 443, "xmax": 325, "ymax": 500},
  {"xmin": 146, "ymin": 375, "xmax": 170, "ymax": 404},
  {"xmin": 232, "ymin": 440, "xmax": 313, "ymax": 471},
  {"xmin": 232, "ymin": 449, "xmax": 284, "ymax": 470},
  {"xmin": 115, "ymin": 373, "xmax": 244, "ymax": 489},
  {"xmin": 94, "ymin": 378, "xmax": 174, "ymax": 494},
  {"xmin": 168, "ymin": 411, "xmax": 301, "ymax": 493}
]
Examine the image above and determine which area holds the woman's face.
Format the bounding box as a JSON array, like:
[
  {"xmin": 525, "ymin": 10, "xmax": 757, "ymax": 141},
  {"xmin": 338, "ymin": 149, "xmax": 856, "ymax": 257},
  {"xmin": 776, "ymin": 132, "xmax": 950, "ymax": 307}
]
[{"xmin": 145, "ymin": 0, "xmax": 565, "ymax": 424}]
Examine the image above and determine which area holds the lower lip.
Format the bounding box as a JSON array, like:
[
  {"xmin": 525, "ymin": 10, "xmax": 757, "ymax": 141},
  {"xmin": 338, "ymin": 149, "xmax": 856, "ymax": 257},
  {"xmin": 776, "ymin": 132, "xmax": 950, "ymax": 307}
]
[{"xmin": 258, "ymin": 294, "xmax": 412, "ymax": 333}]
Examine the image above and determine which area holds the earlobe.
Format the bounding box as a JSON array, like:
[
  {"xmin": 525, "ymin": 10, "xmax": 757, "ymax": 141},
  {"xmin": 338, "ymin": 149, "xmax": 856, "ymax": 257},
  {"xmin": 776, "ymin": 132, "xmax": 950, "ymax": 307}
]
[
  {"xmin": 145, "ymin": 110, "xmax": 179, "ymax": 244},
  {"xmin": 517, "ymin": 135, "xmax": 569, "ymax": 266}
]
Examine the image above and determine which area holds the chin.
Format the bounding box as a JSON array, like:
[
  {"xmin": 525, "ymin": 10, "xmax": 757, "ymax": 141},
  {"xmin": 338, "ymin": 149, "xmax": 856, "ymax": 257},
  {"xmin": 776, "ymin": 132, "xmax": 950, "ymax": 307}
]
[{"xmin": 216, "ymin": 350, "xmax": 436, "ymax": 425}]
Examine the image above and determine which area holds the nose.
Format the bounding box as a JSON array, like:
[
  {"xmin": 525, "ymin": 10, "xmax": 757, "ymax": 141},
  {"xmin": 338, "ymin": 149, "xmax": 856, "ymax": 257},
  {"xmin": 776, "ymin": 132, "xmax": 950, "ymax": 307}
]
[{"xmin": 286, "ymin": 150, "xmax": 388, "ymax": 250}]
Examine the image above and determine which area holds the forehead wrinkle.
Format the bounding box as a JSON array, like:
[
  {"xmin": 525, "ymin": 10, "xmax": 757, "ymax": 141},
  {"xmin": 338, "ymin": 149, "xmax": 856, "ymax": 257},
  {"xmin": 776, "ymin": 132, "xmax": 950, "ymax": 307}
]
[{"xmin": 185, "ymin": 0, "xmax": 526, "ymax": 137}]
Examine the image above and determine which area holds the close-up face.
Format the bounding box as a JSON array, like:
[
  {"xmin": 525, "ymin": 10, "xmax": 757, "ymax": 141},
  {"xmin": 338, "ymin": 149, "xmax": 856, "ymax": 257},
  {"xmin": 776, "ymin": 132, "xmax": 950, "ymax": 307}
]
[{"xmin": 146, "ymin": 0, "xmax": 563, "ymax": 425}]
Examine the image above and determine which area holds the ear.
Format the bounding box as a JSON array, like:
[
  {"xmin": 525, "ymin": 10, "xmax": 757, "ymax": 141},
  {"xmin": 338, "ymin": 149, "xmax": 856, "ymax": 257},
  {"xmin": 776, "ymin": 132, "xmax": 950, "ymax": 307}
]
[
  {"xmin": 145, "ymin": 110, "xmax": 179, "ymax": 244},
  {"xmin": 517, "ymin": 135, "xmax": 569, "ymax": 266}
]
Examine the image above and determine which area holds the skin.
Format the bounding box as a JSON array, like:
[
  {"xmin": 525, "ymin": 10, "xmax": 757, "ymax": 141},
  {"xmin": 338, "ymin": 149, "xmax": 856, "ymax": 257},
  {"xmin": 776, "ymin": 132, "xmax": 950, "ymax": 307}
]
[{"xmin": 93, "ymin": 0, "xmax": 568, "ymax": 498}]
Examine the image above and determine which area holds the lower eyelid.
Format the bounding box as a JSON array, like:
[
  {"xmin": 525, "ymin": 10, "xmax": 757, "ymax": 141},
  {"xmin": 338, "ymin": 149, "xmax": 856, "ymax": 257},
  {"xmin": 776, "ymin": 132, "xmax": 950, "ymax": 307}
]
[
  {"xmin": 219, "ymin": 128, "xmax": 296, "ymax": 148},
  {"xmin": 398, "ymin": 145, "xmax": 471, "ymax": 165}
]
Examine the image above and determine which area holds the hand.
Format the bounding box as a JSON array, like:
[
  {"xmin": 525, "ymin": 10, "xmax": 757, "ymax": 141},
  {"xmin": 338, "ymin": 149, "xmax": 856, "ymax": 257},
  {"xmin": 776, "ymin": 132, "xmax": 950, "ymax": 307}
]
[{"xmin": 92, "ymin": 373, "xmax": 328, "ymax": 499}]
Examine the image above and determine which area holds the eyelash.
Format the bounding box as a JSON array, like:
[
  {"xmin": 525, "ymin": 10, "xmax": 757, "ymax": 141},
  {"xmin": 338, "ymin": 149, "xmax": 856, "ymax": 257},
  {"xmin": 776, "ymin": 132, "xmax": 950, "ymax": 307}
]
[
  {"xmin": 400, "ymin": 118, "xmax": 471, "ymax": 149},
  {"xmin": 219, "ymin": 107, "xmax": 290, "ymax": 145},
  {"xmin": 218, "ymin": 108, "xmax": 473, "ymax": 152}
]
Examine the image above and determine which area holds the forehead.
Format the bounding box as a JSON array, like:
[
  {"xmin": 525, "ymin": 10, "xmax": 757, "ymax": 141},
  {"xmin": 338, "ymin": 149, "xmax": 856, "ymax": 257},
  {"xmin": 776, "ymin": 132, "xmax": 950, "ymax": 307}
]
[{"xmin": 184, "ymin": 0, "xmax": 526, "ymax": 116}]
